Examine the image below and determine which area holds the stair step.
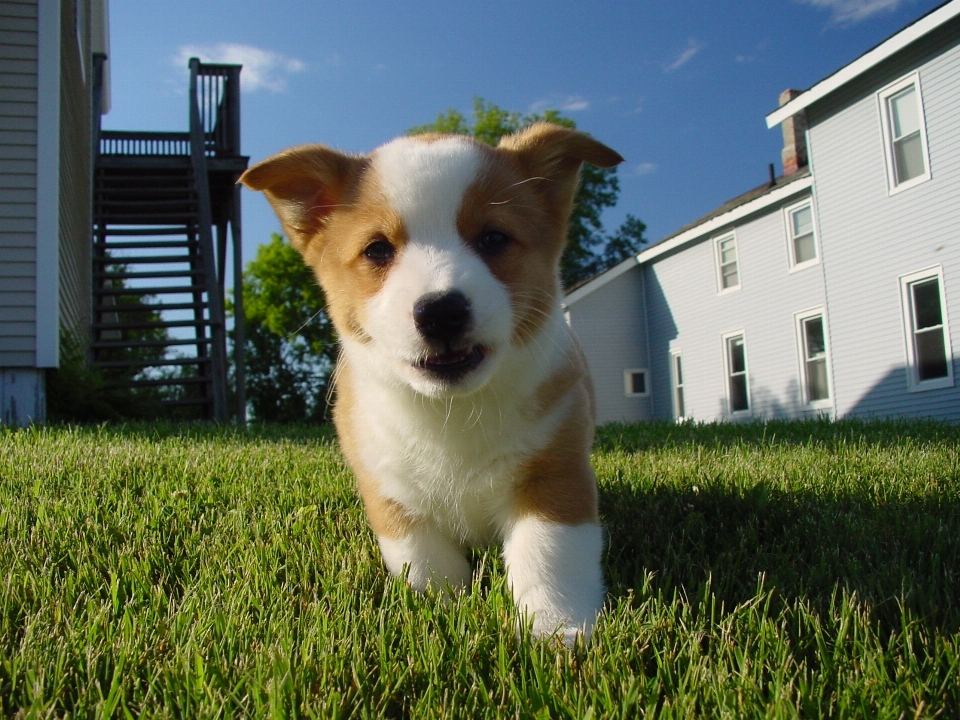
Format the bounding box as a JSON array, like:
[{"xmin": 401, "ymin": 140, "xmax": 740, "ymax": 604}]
[
  {"xmin": 95, "ymin": 269, "xmax": 205, "ymax": 281},
  {"xmin": 94, "ymin": 301, "xmax": 208, "ymax": 313},
  {"xmin": 93, "ymin": 227, "xmax": 193, "ymax": 237},
  {"xmin": 94, "ymin": 254, "xmax": 198, "ymax": 265},
  {"xmin": 104, "ymin": 376, "xmax": 209, "ymax": 389},
  {"xmin": 95, "ymin": 284, "xmax": 207, "ymax": 296},
  {"xmin": 97, "ymin": 199, "xmax": 197, "ymax": 209},
  {"xmin": 94, "ymin": 214, "xmax": 199, "ymax": 224},
  {"xmin": 93, "ymin": 356, "xmax": 212, "ymax": 369},
  {"xmin": 97, "ymin": 186, "xmax": 196, "ymax": 196},
  {"xmin": 93, "ymin": 319, "xmax": 211, "ymax": 331},
  {"xmin": 91, "ymin": 337, "xmax": 213, "ymax": 350}
]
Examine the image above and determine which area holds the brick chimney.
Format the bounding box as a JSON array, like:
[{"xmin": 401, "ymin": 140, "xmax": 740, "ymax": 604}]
[{"xmin": 779, "ymin": 89, "xmax": 808, "ymax": 175}]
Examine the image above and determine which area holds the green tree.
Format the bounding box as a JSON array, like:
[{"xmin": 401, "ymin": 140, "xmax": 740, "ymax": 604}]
[
  {"xmin": 410, "ymin": 98, "xmax": 647, "ymax": 288},
  {"xmin": 229, "ymin": 234, "xmax": 336, "ymax": 423}
]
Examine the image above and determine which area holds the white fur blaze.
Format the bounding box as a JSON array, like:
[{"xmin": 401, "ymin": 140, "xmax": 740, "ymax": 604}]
[
  {"xmin": 378, "ymin": 525, "xmax": 472, "ymax": 593},
  {"xmin": 502, "ymin": 517, "xmax": 605, "ymax": 645}
]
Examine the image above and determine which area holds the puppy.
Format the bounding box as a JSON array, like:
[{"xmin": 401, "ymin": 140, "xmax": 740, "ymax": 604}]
[{"xmin": 240, "ymin": 122, "xmax": 623, "ymax": 643}]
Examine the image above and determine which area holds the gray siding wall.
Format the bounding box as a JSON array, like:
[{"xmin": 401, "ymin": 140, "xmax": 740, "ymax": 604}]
[
  {"xmin": 566, "ymin": 265, "xmax": 652, "ymax": 424},
  {"xmin": 0, "ymin": 0, "xmax": 37, "ymax": 367},
  {"xmin": 807, "ymin": 24, "xmax": 960, "ymax": 421},
  {"xmin": 58, "ymin": 0, "xmax": 91, "ymax": 341},
  {"xmin": 645, "ymin": 189, "xmax": 829, "ymax": 422}
]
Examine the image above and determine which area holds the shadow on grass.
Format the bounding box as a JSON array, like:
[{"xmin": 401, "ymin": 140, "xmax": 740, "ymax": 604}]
[{"xmin": 599, "ymin": 424, "xmax": 960, "ymax": 632}]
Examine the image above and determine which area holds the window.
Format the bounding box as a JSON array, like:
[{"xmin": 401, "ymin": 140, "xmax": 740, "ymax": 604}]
[
  {"xmin": 879, "ymin": 74, "xmax": 931, "ymax": 193},
  {"xmin": 723, "ymin": 332, "xmax": 750, "ymax": 413},
  {"xmin": 795, "ymin": 308, "xmax": 832, "ymax": 405},
  {"xmin": 715, "ymin": 234, "xmax": 740, "ymax": 292},
  {"xmin": 670, "ymin": 351, "xmax": 686, "ymax": 419},
  {"xmin": 624, "ymin": 369, "xmax": 649, "ymax": 397},
  {"xmin": 900, "ymin": 267, "xmax": 953, "ymax": 391},
  {"xmin": 785, "ymin": 200, "xmax": 818, "ymax": 269}
]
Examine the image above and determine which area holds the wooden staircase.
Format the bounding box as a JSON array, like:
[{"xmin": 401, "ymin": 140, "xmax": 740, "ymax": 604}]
[{"xmin": 91, "ymin": 58, "xmax": 248, "ymax": 421}]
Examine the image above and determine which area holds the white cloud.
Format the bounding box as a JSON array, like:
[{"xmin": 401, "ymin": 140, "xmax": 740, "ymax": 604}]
[
  {"xmin": 630, "ymin": 162, "xmax": 657, "ymax": 177},
  {"xmin": 174, "ymin": 43, "xmax": 305, "ymax": 92},
  {"xmin": 663, "ymin": 39, "xmax": 703, "ymax": 73},
  {"xmin": 799, "ymin": 0, "xmax": 905, "ymax": 24},
  {"xmin": 528, "ymin": 94, "xmax": 591, "ymax": 114}
]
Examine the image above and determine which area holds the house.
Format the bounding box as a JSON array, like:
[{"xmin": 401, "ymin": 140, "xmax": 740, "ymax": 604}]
[
  {"xmin": 566, "ymin": 0, "xmax": 960, "ymax": 424},
  {"xmin": 0, "ymin": 0, "xmax": 109, "ymax": 424}
]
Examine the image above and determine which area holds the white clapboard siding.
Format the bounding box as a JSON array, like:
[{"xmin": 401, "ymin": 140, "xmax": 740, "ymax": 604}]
[
  {"xmin": 644, "ymin": 188, "xmax": 827, "ymax": 423},
  {"xmin": 807, "ymin": 21, "xmax": 960, "ymax": 421},
  {"xmin": 566, "ymin": 265, "xmax": 652, "ymax": 424},
  {"xmin": 0, "ymin": 0, "xmax": 37, "ymax": 367}
]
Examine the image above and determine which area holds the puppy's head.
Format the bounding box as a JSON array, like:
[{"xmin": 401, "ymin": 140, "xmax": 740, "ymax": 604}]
[{"xmin": 240, "ymin": 123, "xmax": 622, "ymax": 398}]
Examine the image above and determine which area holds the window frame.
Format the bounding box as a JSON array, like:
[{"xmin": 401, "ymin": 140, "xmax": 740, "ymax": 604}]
[
  {"xmin": 899, "ymin": 265, "xmax": 954, "ymax": 392},
  {"xmin": 794, "ymin": 307, "xmax": 834, "ymax": 408},
  {"xmin": 783, "ymin": 198, "xmax": 819, "ymax": 272},
  {"xmin": 623, "ymin": 368, "xmax": 650, "ymax": 397},
  {"xmin": 878, "ymin": 72, "xmax": 932, "ymax": 195},
  {"xmin": 721, "ymin": 330, "xmax": 751, "ymax": 416},
  {"xmin": 669, "ymin": 349, "xmax": 686, "ymax": 421},
  {"xmin": 714, "ymin": 232, "xmax": 741, "ymax": 294}
]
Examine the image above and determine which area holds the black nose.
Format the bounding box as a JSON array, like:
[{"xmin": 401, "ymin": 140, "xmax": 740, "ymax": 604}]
[{"xmin": 414, "ymin": 291, "xmax": 472, "ymax": 342}]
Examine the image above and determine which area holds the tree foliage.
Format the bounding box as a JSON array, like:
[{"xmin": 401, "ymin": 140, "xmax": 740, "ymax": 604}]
[
  {"xmin": 410, "ymin": 98, "xmax": 647, "ymax": 288},
  {"xmin": 230, "ymin": 234, "xmax": 336, "ymax": 423}
]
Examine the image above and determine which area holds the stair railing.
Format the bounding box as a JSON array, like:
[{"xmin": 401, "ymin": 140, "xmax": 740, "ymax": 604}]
[{"xmin": 189, "ymin": 57, "xmax": 229, "ymax": 421}]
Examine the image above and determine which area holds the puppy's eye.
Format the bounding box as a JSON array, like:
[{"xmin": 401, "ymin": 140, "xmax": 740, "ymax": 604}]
[
  {"xmin": 476, "ymin": 229, "xmax": 512, "ymax": 256},
  {"xmin": 363, "ymin": 237, "xmax": 395, "ymax": 265}
]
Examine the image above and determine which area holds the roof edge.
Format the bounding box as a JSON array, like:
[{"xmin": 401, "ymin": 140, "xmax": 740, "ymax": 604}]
[
  {"xmin": 562, "ymin": 256, "xmax": 639, "ymax": 308},
  {"xmin": 637, "ymin": 175, "xmax": 813, "ymax": 265},
  {"xmin": 563, "ymin": 174, "xmax": 813, "ymax": 308},
  {"xmin": 766, "ymin": 0, "xmax": 960, "ymax": 129}
]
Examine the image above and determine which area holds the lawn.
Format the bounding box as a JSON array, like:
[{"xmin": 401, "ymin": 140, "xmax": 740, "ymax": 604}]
[{"xmin": 1, "ymin": 419, "xmax": 959, "ymax": 717}]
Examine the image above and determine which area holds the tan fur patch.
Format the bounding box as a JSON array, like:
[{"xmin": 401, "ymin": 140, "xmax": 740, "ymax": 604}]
[
  {"xmin": 333, "ymin": 363, "xmax": 420, "ymax": 540},
  {"xmin": 514, "ymin": 378, "xmax": 599, "ymax": 525},
  {"xmin": 456, "ymin": 150, "xmax": 568, "ymax": 346}
]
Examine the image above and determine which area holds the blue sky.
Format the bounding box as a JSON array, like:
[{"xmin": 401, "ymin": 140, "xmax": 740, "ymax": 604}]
[{"xmin": 106, "ymin": 0, "xmax": 944, "ymax": 270}]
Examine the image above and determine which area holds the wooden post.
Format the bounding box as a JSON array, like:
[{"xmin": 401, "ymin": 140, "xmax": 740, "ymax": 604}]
[{"xmin": 189, "ymin": 58, "xmax": 228, "ymax": 421}]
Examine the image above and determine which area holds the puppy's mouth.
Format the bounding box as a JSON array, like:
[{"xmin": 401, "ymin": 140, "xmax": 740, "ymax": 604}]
[{"xmin": 414, "ymin": 345, "xmax": 486, "ymax": 381}]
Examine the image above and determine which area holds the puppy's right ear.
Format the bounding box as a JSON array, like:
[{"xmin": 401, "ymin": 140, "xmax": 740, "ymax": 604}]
[{"xmin": 239, "ymin": 145, "xmax": 368, "ymax": 251}]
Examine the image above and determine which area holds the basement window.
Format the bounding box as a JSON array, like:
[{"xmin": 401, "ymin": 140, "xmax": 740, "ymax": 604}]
[{"xmin": 624, "ymin": 369, "xmax": 649, "ymax": 397}]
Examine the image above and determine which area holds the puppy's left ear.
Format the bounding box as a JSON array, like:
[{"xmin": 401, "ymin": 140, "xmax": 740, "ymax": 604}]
[
  {"xmin": 239, "ymin": 145, "xmax": 368, "ymax": 253},
  {"xmin": 497, "ymin": 122, "xmax": 624, "ymax": 207}
]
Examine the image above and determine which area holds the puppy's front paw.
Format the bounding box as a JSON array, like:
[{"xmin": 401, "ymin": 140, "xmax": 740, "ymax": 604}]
[
  {"xmin": 377, "ymin": 525, "xmax": 471, "ymax": 593},
  {"xmin": 504, "ymin": 516, "xmax": 605, "ymax": 646}
]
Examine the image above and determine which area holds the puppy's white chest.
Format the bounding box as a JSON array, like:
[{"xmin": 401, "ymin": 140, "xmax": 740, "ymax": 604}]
[{"xmin": 350, "ymin": 380, "xmax": 559, "ymax": 545}]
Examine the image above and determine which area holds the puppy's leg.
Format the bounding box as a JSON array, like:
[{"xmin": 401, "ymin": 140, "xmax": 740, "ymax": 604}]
[
  {"xmin": 503, "ymin": 515, "xmax": 604, "ymax": 645},
  {"xmin": 378, "ymin": 523, "xmax": 472, "ymax": 593}
]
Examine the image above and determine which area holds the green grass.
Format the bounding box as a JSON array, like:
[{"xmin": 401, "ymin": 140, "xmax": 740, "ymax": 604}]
[{"xmin": 1, "ymin": 419, "xmax": 959, "ymax": 717}]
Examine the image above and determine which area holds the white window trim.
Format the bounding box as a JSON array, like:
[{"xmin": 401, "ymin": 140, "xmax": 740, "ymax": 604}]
[
  {"xmin": 721, "ymin": 330, "xmax": 751, "ymax": 416},
  {"xmin": 783, "ymin": 198, "xmax": 820, "ymax": 273},
  {"xmin": 669, "ymin": 349, "xmax": 687, "ymax": 421},
  {"xmin": 714, "ymin": 232, "xmax": 741, "ymax": 295},
  {"xmin": 623, "ymin": 368, "xmax": 650, "ymax": 397},
  {"xmin": 899, "ymin": 265, "xmax": 954, "ymax": 392},
  {"xmin": 794, "ymin": 307, "xmax": 834, "ymax": 409},
  {"xmin": 878, "ymin": 72, "xmax": 932, "ymax": 195}
]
